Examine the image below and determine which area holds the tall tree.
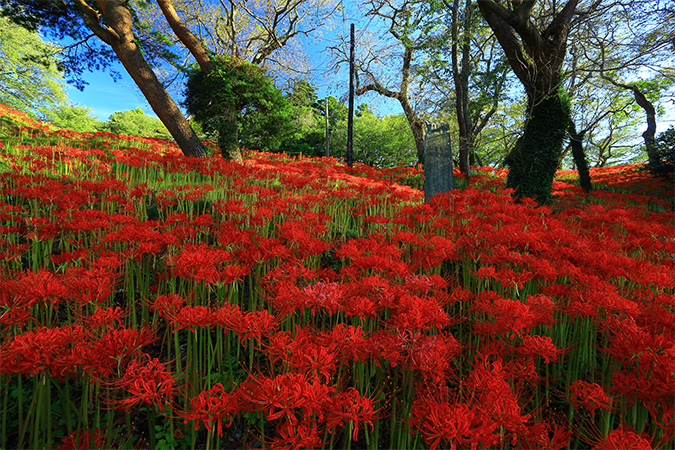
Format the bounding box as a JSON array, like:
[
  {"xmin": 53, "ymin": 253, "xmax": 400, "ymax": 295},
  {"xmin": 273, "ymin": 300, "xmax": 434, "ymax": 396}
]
[
  {"xmin": 330, "ymin": 0, "xmax": 431, "ymax": 164},
  {"xmin": 549, "ymin": 0, "xmax": 674, "ymax": 172},
  {"xmin": 133, "ymin": 0, "xmax": 341, "ymax": 84},
  {"xmin": 415, "ymin": 0, "xmax": 512, "ymax": 173},
  {"xmin": 478, "ymin": 0, "xmax": 578, "ymax": 204},
  {"xmin": 1, "ymin": 0, "xmax": 206, "ymax": 157}
]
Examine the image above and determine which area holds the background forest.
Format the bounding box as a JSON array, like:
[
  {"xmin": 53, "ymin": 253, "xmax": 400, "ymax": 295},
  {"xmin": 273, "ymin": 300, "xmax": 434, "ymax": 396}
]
[{"xmin": 0, "ymin": 0, "xmax": 672, "ymax": 172}]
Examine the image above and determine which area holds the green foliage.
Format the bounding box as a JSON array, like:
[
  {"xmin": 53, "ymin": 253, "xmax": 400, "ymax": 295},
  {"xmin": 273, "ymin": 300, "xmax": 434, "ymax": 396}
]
[
  {"xmin": 0, "ymin": 14, "xmax": 69, "ymax": 115},
  {"xmin": 505, "ymin": 89, "xmax": 571, "ymax": 204},
  {"xmin": 101, "ymin": 108, "xmax": 172, "ymax": 140},
  {"xmin": 644, "ymin": 126, "xmax": 675, "ymax": 180},
  {"xmin": 329, "ymin": 110, "xmax": 417, "ymax": 167},
  {"xmin": 184, "ymin": 55, "xmax": 292, "ymax": 159},
  {"xmin": 45, "ymin": 104, "xmax": 103, "ymax": 133}
]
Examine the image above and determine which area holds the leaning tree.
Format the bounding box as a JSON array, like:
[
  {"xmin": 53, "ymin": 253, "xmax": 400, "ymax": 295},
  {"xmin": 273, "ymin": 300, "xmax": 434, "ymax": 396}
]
[
  {"xmin": 0, "ymin": 0, "xmax": 206, "ymax": 157},
  {"xmin": 477, "ymin": 0, "xmax": 579, "ymax": 204}
]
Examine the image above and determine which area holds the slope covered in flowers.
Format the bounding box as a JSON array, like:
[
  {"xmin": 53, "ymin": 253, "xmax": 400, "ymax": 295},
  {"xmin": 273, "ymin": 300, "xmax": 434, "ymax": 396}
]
[{"xmin": 0, "ymin": 103, "xmax": 673, "ymax": 450}]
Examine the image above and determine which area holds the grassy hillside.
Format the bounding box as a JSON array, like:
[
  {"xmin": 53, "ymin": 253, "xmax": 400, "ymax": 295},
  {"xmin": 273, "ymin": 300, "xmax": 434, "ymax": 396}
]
[{"xmin": 0, "ymin": 103, "xmax": 673, "ymax": 450}]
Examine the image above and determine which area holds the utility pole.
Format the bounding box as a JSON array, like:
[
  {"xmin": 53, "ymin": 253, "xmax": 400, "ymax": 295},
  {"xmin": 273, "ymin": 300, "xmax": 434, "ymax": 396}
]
[
  {"xmin": 325, "ymin": 98, "xmax": 329, "ymax": 157},
  {"xmin": 347, "ymin": 23, "xmax": 355, "ymax": 168}
]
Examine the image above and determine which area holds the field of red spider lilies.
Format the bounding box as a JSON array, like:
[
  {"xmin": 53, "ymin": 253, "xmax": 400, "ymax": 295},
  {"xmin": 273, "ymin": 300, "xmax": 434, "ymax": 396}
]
[{"xmin": 0, "ymin": 102, "xmax": 673, "ymax": 450}]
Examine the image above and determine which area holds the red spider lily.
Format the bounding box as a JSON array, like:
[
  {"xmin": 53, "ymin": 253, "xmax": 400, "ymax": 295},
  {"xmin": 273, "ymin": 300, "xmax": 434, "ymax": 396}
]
[
  {"xmin": 267, "ymin": 420, "xmax": 323, "ymax": 450},
  {"xmin": 212, "ymin": 302, "xmax": 245, "ymax": 329},
  {"xmin": 180, "ymin": 383, "xmax": 240, "ymax": 437},
  {"xmin": 82, "ymin": 306, "xmax": 126, "ymax": 329},
  {"xmin": 321, "ymin": 323, "xmax": 369, "ymax": 362},
  {"xmin": 63, "ymin": 266, "xmax": 119, "ymax": 305},
  {"xmin": 594, "ymin": 423, "xmax": 653, "ymax": 450},
  {"xmin": 8, "ymin": 268, "xmax": 68, "ymax": 307},
  {"xmin": 388, "ymin": 294, "xmax": 451, "ymax": 330},
  {"xmin": 56, "ymin": 427, "xmax": 107, "ymax": 450},
  {"xmin": 267, "ymin": 327, "xmax": 337, "ymax": 382},
  {"xmin": 239, "ymin": 373, "xmax": 334, "ymax": 425},
  {"xmin": 83, "ymin": 327, "xmax": 157, "ymax": 379},
  {"xmin": 116, "ymin": 356, "xmax": 176, "ymax": 413},
  {"xmin": 169, "ymin": 305, "xmax": 215, "ymax": 331},
  {"xmin": 0, "ymin": 325, "xmax": 89, "ymax": 378},
  {"xmin": 518, "ymin": 421, "xmax": 572, "ymax": 450},
  {"xmin": 472, "ymin": 291, "xmax": 541, "ymax": 337},
  {"xmin": 411, "ymin": 396, "xmax": 499, "ymax": 450},
  {"xmin": 165, "ymin": 243, "xmax": 234, "ymax": 285},
  {"xmin": 235, "ymin": 310, "xmax": 279, "ymax": 342},
  {"xmin": 302, "ymin": 281, "xmax": 345, "ymax": 315},
  {"xmin": 465, "ymin": 355, "xmax": 531, "ymax": 439},
  {"xmin": 149, "ymin": 292, "xmax": 186, "ymax": 321},
  {"xmin": 569, "ymin": 380, "xmax": 613, "ymax": 416},
  {"xmin": 325, "ymin": 388, "xmax": 376, "ymax": 441},
  {"xmin": 517, "ymin": 335, "xmax": 562, "ymax": 363}
]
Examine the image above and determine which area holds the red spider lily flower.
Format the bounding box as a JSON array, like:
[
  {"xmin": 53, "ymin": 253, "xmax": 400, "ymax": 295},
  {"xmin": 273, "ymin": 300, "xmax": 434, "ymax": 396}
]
[
  {"xmin": 325, "ymin": 388, "xmax": 375, "ymax": 441},
  {"xmin": 494, "ymin": 267, "xmax": 534, "ymax": 291},
  {"xmin": 388, "ymin": 294, "xmax": 451, "ymax": 330},
  {"xmin": 268, "ymin": 420, "xmax": 323, "ymax": 450},
  {"xmin": 569, "ymin": 380, "xmax": 613, "ymax": 416},
  {"xmin": 63, "ymin": 266, "xmax": 119, "ymax": 305},
  {"xmin": 235, "ymin": 310, "xmax": 279, "ymax": 342},
  {"xmin": 291, "ymin": 340, "xmax": 337, "ymax": 383},
  {"xmin": 213, "ymin": 302, "xmax": 245, "ymax": 329},
  {"xmin": 302, "ymin": 281, "xmax": 345, "ymax": 315},
  {"xmin": 472, "ymin": 291, "xmax": 540, "ymax": 337},
  {"xmin": 594, "ymin": 423, "xmax": 653, "ymax": 450},
  {"xmin": 180, "ymin": 383, "xmax": 240, "ymax": 437},
  {"xmin": 116, "ymin": 356, "xmax": 176, "ymax": 413},
  {"xmin": 10, "ymin": 268, "xmax": 68, "ymax": 307},
  {"xmin": 84, "ymin": 327, "xmax": 157, "ymax": 379},
  {"xmin": 149, "ymin": 292, "xmax": 186, "ymax": 321},
  {"xmin": 411, "ymin": 397, "xmax": 499, "ymax": 450},
  {"xmin": 0, "ymin": 325, "xmax": 88, "ymax": 377},
  {"xmin": 82, "ymin": 306, "xmax": 126, "ymax": 329},
  {"xmin": 56, "ymin": 427, "xmax": 107, "ymax": 450},
  {"xmin": 518, "ymin": 421, "xmax": 572, "ymax": 450},
  {"xmin": 517, "ymin": 335, "xmax": 562, "ymax": 363},
  {"xmin": 475, "ymin": 266, "xmax": 497, "ymax": 279},
  {"xmin": 341, "ymin": 295, "xmax": 380, "ymax": 319},
  {"xmin": 465, "ymin": 355, "xmax": 531, "ymax": 437},
  {"xmin": 323, "ymin": 324, "xmax": 369, "ymax": 363},
  {"xmin": 170, "ymin": 305, "xmax": 215, "ymax": 332},
  {"xmin": 165, "ymin": 243, "xmax": 234, "ymax": 285},
  {"xmin": 239, "ymin": 373, "xmax": 334, "ymax": 425}
]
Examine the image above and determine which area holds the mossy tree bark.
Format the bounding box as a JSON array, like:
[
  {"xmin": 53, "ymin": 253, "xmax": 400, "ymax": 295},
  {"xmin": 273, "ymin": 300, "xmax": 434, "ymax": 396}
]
[{"xmin": 478, "ymin": 0, "xmax": 579, "ymax": 204}]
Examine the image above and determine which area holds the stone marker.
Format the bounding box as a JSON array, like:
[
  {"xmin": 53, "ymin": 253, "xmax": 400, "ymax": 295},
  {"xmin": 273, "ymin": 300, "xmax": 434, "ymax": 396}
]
[{"xmin": 424, "ymin": 121, "xmax": 454, "ymax": 202}]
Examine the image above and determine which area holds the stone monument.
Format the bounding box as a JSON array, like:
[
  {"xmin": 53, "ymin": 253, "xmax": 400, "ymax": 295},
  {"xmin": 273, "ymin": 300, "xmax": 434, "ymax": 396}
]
[{"xmin": 424, "ymin": 121, "xmax": 454, "ymax": 202}]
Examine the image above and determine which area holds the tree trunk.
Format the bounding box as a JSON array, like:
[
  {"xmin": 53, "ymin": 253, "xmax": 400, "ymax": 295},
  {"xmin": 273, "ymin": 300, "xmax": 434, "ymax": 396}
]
[
  {"xmin": 569, "ymin": 121, "xmax": 592, "ymax": 192},
  {"xmin": 504, "ymin": 92, "xmax": 570, "ymax": 203},
  {"xmin": 155, "ymin": 0, "xmax": 243, "ymax": 162},
  {"xmin": 410, "ymin": 119, "xmax": 426, "ymax": 166},
  {"xmin": 90, "ymin": 0, "xmax": 204, "ymax": 157},
  {"xmin": 451, "ymin": 0, "xmax": 473, "ymax": 177},
  {"xmin": 478, "ymin": 0, "xmax": 578, "ymax": 204},
  {"xmin": 602, "ymin": 76, "xmax": 659, "ymax": 167}
]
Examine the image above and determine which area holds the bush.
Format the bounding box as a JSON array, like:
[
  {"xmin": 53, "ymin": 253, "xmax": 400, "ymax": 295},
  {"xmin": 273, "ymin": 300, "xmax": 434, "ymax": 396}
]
[{"xmin": 645, "ymin": 126, "xmax": 675, "ymax": 180}]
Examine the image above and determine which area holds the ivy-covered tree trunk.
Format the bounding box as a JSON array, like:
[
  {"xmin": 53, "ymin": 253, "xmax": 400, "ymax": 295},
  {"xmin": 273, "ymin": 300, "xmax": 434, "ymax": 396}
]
[
  {"xmin": 218, "ymin": 111, "xmax": 243, "ymax": 162},
  {"xmin": 505, "ymin": 91, "xmax": 570, "ymax": 204},
  {"xmin": 478, "ymin": 0, "xmax": 579, "ymax": 204}
]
